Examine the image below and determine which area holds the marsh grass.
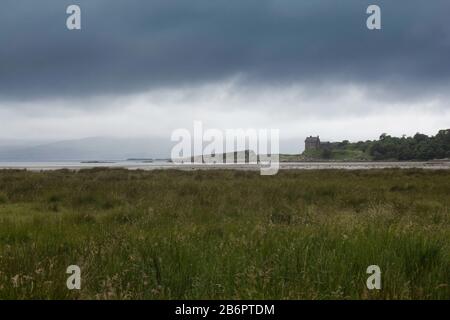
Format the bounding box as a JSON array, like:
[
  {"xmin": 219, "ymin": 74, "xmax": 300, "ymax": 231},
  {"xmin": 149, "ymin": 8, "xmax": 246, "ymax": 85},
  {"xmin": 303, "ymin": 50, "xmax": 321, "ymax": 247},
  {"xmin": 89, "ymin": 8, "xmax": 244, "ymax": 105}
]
[{"xmin": 0, "ymin": 168, "xmax": 448, "ymax": 299}]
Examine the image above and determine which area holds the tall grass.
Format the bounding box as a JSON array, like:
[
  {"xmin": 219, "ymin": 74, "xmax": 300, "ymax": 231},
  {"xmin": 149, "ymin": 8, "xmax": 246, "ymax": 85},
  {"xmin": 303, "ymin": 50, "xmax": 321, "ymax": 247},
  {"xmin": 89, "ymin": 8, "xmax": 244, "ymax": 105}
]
[{"xmin": 0, "ymin": 168, "xmax": 448, "ymax": 299}]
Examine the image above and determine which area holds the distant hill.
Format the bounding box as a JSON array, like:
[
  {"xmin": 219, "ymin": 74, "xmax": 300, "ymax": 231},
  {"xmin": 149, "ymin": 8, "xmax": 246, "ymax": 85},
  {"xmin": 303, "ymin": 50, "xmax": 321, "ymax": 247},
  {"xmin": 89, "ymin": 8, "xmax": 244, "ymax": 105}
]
[{"xmin": 0, "ymin": 137, "xmax": 172, "ymax": 161}]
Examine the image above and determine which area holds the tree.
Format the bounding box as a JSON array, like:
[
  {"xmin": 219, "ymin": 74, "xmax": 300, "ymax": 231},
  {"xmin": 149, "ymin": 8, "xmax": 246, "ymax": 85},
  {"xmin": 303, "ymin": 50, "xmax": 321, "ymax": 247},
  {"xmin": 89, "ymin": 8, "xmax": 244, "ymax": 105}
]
[{"xmin": 322, "ymin": 148, "xmax": 332, "ymax": 159}]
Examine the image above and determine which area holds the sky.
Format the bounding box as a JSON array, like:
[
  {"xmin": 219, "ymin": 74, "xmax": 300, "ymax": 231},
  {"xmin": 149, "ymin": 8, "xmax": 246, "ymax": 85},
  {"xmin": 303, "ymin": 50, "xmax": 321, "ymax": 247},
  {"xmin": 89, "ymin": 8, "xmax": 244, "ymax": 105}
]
[{"xmin": 0, "ymin": 0, "xmax": 449, "ymax": 153}]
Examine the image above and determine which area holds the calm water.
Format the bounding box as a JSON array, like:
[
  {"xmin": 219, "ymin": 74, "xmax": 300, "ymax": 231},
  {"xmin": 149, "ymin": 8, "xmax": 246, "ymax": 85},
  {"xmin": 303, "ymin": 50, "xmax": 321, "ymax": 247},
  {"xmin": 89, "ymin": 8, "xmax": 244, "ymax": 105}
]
[{"xmin": 0, "ymin": 161, "xmax": 449, "ymax": 171}]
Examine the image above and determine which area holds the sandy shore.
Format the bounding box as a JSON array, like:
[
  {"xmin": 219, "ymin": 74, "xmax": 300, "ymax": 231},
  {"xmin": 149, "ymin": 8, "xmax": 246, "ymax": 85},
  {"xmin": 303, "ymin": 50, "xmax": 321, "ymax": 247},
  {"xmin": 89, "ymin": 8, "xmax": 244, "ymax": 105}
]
[{"xmin": 0, "ymin": 161, "xmax": 449, "ymax": 171}]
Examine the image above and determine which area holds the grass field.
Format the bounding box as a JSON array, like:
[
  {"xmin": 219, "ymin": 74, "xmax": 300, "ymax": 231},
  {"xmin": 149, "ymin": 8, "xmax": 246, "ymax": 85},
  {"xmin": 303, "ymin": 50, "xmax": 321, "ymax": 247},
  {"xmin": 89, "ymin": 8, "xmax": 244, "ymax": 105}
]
[{"xmin": 0, "ymin": 168, "xmax": 448, "ymax": 299}]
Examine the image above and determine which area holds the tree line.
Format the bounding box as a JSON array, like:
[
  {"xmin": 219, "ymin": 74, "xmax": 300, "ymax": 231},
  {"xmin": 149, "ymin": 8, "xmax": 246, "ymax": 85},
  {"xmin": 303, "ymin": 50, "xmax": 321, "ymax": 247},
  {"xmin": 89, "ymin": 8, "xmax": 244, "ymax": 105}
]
[
  {"xmin": 320, "ymin": 129, "xmax": 450, "ymax": 161},
  {"xmin": 369, "ymin": 129, "xmax": 450, "ymax": 160}
]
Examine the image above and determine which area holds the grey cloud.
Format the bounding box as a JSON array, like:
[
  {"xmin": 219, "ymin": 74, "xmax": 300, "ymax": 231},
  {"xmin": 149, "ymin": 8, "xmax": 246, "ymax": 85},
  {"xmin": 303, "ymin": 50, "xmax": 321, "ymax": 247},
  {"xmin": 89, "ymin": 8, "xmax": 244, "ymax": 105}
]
[{"xmin": 0, "ymin": 0, "xmax": 449, "ymax": 101}]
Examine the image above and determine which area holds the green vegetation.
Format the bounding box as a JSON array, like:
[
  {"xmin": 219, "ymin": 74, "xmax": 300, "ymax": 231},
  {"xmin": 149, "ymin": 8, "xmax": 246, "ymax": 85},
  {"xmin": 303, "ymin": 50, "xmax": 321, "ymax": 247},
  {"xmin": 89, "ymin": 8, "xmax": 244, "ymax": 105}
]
[
  {"xmin": 302, "ymin": 129, "xmax": 450, "ymax": 161},
  {"xmin": 0, "ymin": 169, "xmax": 449, "ymax": 299},
  {"xmin": 371, "ymin": 130, "xmax": 450, "ymax": 160},
  {"xmin": 302, "ymin": 147, "xmax": 371, "ymax": 161}
]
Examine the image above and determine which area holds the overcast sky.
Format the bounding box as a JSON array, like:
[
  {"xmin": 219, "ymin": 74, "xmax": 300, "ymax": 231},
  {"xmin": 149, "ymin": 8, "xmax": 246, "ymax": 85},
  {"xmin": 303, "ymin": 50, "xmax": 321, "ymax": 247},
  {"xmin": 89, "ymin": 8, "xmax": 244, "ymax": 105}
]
[{"xmin": 1, "ymin": 0, "xmax": 449, "ymax": 152}]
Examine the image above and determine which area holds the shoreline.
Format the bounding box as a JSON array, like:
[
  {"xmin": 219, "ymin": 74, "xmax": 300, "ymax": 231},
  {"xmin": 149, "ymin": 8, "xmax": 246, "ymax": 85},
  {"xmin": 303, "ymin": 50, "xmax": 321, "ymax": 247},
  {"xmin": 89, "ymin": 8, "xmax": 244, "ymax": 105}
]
[{"xmin": 0, "ymin": 161, "xmax": 449, "ymax": 171}]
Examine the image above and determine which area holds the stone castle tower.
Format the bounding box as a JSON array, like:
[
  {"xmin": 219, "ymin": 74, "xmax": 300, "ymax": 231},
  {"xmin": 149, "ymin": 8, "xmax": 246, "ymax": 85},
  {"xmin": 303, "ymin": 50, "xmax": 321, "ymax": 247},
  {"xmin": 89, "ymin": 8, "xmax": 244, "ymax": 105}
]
[{"xmin": 305, "ymin": 136, "xmax": 320, "ymax": 151}]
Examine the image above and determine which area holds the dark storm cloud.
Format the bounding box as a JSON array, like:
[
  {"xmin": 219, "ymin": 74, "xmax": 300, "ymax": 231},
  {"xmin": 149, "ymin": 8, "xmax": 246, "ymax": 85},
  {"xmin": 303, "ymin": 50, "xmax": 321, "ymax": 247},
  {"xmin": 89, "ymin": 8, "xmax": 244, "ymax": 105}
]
[{"xmin": 0, "ymin": 0, "xmax": 449, "ymax": 100}]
